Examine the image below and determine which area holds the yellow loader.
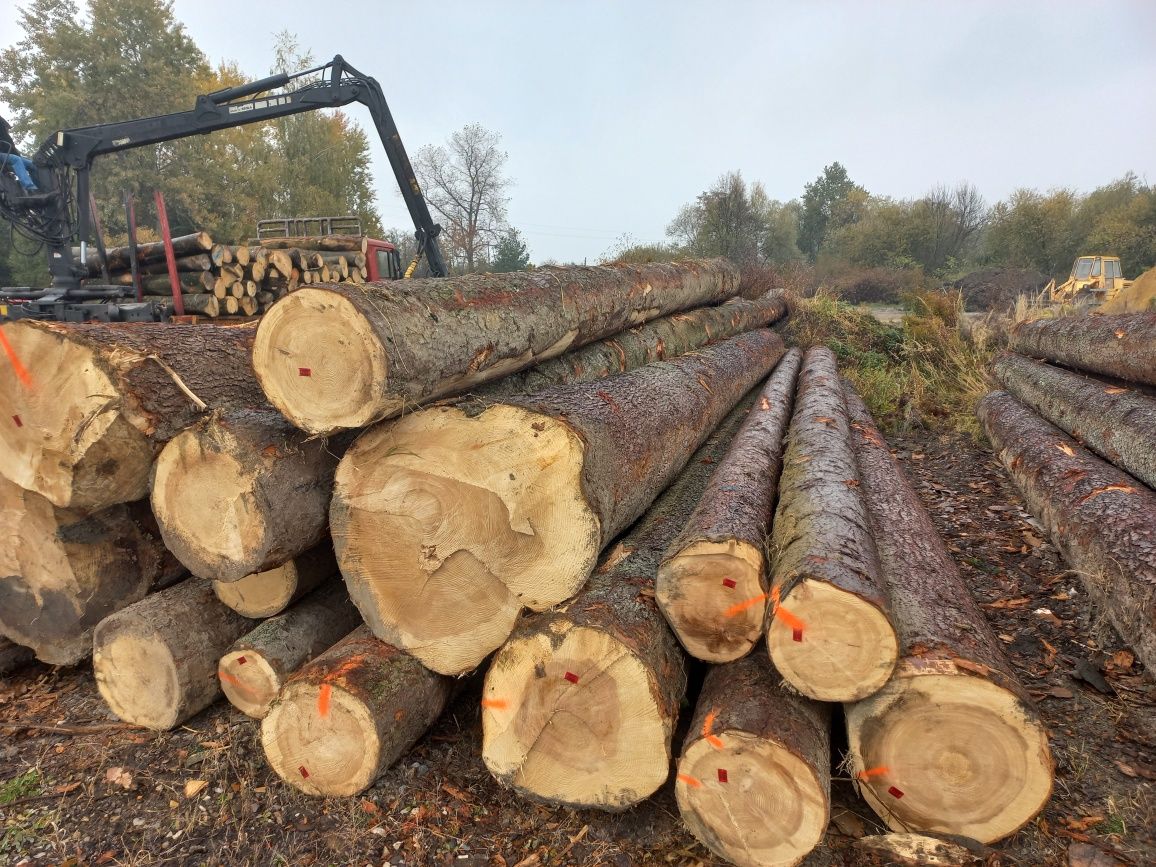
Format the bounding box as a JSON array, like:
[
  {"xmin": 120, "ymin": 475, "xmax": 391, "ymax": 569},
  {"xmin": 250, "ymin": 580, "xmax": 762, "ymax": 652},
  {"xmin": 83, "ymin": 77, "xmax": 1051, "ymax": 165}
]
[{"xmin": 1045, "ymin": 255, "xmax": 1133, "ymax": 305}]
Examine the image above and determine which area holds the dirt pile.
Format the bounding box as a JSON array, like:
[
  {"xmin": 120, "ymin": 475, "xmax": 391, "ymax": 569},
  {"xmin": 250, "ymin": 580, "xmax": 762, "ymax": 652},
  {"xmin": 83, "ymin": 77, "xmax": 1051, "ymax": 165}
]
[
  {"xmin": 948, "ymin": 267, "xmax": 1051, "ymax": 311},
  {"xmin": 1103, "ymin": 266, "xmax": 1156, "ymax": 313}
]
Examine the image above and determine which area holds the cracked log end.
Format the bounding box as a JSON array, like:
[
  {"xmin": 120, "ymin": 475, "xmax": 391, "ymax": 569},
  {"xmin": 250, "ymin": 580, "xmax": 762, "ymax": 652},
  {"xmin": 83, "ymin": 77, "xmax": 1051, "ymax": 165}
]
[
  {"xmin": 332, "ymin": 404, "xmax": 600, "ymax": 676},
  {"xmin": 656, "ymin": 540, "xmax": 765, "ymax": 662},
  {"xmin": 845, "ymin": 669, "xmax": 1053, "ymax": 844},
  {"xmin": 481, "ymin": 623, "xmax": 670, "ymax": 810},
  {"xmin": 767, "ymin": 579, "xmax": 898, "ymax": 702},
  {"xmin": 212, "ymin": 546, "xmax": 336, "ymax": 618},
  {"xmin": 0, "ymin": 323, "xmax": 153, "ymax": 509},
  {"xmin": 253, "ymin": 288, "xmax": 392, "ymax": 433},
  {"xmin": 676, "ymin": 730, "xmax": 828, "ymax": 867}
]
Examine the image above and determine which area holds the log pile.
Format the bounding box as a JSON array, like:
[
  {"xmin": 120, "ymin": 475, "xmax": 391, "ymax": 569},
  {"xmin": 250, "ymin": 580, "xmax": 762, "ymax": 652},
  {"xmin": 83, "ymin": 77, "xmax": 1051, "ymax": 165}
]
[{"xmin": 984, "ymin": 312, "xmax": 1156, "ymax": 670}]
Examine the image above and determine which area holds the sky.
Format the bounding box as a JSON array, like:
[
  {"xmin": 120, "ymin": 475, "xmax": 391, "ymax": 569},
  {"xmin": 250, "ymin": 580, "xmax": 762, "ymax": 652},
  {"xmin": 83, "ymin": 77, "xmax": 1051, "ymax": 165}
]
[{"xmin": 3, "ymin": 0, "xmax": 1154, "ymax": 264}]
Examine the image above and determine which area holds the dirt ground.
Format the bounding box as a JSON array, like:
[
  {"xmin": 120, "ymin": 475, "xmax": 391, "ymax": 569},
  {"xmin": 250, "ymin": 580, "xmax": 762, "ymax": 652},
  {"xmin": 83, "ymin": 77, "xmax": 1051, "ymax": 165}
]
[{"xmin": 1, "ymin": 429, "xmax": 1153, "ymax": 867}]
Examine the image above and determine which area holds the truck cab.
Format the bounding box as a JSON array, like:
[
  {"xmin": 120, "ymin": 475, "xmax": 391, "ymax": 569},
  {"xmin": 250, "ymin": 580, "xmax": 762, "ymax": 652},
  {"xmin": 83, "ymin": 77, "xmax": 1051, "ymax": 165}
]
[
  {"xmin": 366, "ymin": 238, "xmax": 403, "ymax": 280},
  {"xmin": 1048, "ymin": 255, "xmax": 1132, "ymax": 304}
]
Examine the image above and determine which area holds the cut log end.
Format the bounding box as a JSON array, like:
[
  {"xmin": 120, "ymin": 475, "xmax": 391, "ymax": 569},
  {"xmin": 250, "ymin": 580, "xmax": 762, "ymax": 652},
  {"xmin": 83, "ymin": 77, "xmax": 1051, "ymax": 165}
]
[
  {"xmin": 212, "ymin": 551, "xmax": 330, "ymax": 618},
  {"xmin": 767, "ymin": 579, "xmax": 898, "ymax": 702},
  {"xmin": 656, "ymin": 540, "xmax": 765, "ymax": 662},
  {"xmin": 334, "ymin": 404, "xmax": 599, "ymax": 675},
  {"xmin": 847, "ymin": 671, "xmax": 1053, "ymax": 844},
  {"xmin": 218, "ymin": 650, "xmax": 281, "ymax": 719},
  {"xmin": 676, "ymin": 730, "xmax": 828, "ymax": 867},
  {"xmin": 482, "ymin": 624, "xmax": 669, "ymax": 810},
  {"xmin": 253, "ymin": 289, "xmax": 391, "ymax": 432},
  {"xmin": 94, "ymin": 631, "xmax": 181, "ymax": 731}
]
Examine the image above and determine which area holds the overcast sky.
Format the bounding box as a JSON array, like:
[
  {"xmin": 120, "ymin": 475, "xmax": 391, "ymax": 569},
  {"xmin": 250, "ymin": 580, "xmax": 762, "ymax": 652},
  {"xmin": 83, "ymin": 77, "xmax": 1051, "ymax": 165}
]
[{"xmin": 3, "ymin": 1, "xmax": 1154, "ymax": 263}]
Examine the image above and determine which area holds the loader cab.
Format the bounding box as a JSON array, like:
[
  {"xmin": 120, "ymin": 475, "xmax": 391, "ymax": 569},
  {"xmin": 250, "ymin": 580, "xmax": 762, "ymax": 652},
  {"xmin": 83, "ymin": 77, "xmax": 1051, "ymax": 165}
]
[
  {"xmin": 366, "ymin": 239, "xmax": 403, "ymax": 281},
  {"xmin": 1051, "ymin": 256, "xmax": 1128, "ymax": 304}
]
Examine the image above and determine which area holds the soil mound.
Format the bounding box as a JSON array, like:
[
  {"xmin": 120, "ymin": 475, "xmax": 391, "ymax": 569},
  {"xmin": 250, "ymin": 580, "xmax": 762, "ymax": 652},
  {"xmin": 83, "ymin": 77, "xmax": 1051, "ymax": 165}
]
[{"xmin": 948, "ymin": 267, "xmax": 1051, "ymax": 311}]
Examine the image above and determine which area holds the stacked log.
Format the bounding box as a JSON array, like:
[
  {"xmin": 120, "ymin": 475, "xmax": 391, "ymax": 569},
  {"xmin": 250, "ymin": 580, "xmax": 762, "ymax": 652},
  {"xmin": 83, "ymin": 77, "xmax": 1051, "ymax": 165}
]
[{"xmin": 212, "ymin": 545, "xmax": 339, "ymax": 618}]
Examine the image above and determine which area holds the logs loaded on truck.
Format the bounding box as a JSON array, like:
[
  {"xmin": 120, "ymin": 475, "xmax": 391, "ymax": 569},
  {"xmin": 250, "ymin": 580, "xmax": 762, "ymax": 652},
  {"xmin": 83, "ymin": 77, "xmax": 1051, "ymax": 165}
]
[{"xmin": 0, "ymin": 257, "xmax": 1066, "ymax": 865}]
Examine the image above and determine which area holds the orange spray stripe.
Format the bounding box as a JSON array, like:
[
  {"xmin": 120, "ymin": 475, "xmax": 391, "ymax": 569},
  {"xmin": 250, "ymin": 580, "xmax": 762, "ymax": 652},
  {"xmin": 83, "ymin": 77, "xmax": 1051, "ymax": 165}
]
[
  {"xmin": 677, "ymin": 773, "xmax": 703, "ymax": 788},
  {"xmin": 317, "ymin": 683, "xmax": 332, "ymax": 718},
  {"xmin": 770, "ymin": 587, "xmax": 806, "ymax": 633},
  {"xmin": 705, "ymin": 735, "xmax": 724, "ymax": 750},
  {"xmin": 701, "ymin": 708, "xmax": 724, "ymax": 750},
  {"xmin": 857, "ymin": 766, "xmax": 890, "ymax": 780},
  {"xmin": 481, "ymin": 698, "xmax": 508, "ymax": 710},
  {"xmin": 218, "ymin": 670, "xmax": 258, "ymax": 698},
  {"xmin": 0, "ymin": 329, "xmax": 34, "ymax": 389},
  {"xmin": 724, "ymin": 592, "xmax": 769, "ymax": 618}
]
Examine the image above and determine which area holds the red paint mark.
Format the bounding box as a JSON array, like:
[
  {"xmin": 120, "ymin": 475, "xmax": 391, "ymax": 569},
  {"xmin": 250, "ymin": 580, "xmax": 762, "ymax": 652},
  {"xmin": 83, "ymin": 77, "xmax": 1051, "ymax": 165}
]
[
  {"xmin": 299, "ymin": 766, "xmax": 310, "ymax": 779},
  {"xmin": 596, "ymin": 391, "xmax": 622, "ymax": 414},
  {"xmin": 888, "ymin": 786, "xmax": 904, "ymax": 799},
  {"xmin": 793, "ymin": 628, "xmax": 804, "ymax": 643},
  {"xmin": 717, "ymin": 769, "xmax": 728, "ymax": 783},
  {"xmin": 0, "ymin": 329, "xmax": 34, "ymax": 390},
  {"xmin": 237, "ymin": 656, "xmax": 247, "ymax": 665},
  {"xmin": 564, "ymin": 671, "xmax": 580, "ymax": 684},
  {"xmin": 298, "ymin": 367, "xmax": 312, "ymax": 377},
  {"xmin": 857, "ymin": 766, "xmax": 890, "ymax": 780},
  {"xmin": 317, "ymin": 683, "xmax": 331, "ymax": 718},
  {"xmin": 12, "ymin": 415, "xmax": 22, "ymax": 428},
  {"xmin": 677, "ymin": 773, "xmax": 702, "ymax": 788},
  {"xmin": 481, "ymin": 698, "xmax": 508, "ymax": 710},
  {"xmin": 721, "ymin": 578, "xmax": 737, "ymax": 589},
  {"xmin": 723, "ymin": 592, "xmax": 769, "ymax": 618}
]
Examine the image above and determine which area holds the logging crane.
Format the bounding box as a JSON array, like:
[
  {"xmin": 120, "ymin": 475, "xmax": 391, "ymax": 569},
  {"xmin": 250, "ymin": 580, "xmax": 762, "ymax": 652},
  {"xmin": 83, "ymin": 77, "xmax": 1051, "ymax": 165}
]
[{"xmin": 0, "ymin": 55, "xmax": 447, "ymax": 322}]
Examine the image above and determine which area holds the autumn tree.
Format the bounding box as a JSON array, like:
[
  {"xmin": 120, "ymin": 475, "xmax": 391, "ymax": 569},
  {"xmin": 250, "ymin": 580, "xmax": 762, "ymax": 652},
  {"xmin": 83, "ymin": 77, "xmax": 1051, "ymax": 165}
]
[
  {"xmin": 798, "ymin": 162, "xmax": 866, "ymax": 261},
  {"xmin": 667, "ymin": 171, "xmax": 766, "ymax": 263}
]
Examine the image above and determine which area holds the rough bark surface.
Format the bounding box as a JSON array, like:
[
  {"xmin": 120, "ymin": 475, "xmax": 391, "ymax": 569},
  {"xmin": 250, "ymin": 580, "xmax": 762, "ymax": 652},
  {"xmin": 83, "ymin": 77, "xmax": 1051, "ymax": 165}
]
[
  {"xmin": 84, "ymin": 232, "xmax": 213, "ymax": 275},
  {"xmin": 991, "ymin": 351, "xmax": 1156, "ymax": 490},
  {"xmin": 0, "ymin": 637, "xmax": 33, "ymax": 676},
  {"xmin": 473, "ymin": 293, "xmax": 788, "ymax": 401},
  {"xmin": 481, "ymin": 399, "xmax": 752, "ymax": 811},
  {"xmin": 259, "ymin": 235, "xmax": 367, "ymax": 253},
  {"xmin": 677, "ymin": 652, "xmax": 830, "ymax": 867},
  {"xmin": 657, "ymin": 348, "xmax": 802, "ymax": 661},
  {"xmin": 0, "ymin": 320, "xmax": 267, "ymax": 512},
  {"xmin": 261, "ymin": 626, "xmax": 452, "ymax": 797},
  {"xmin": 1009, "ymin": 312, "xmax": 1156, "ymax": 386},
  {"xmin": 978, "ymin": 390, "xmax": 1156, "ymax": 669},
  {"xmin": 92, "ymin": 577, "xmax": 255, "ymax": 730},
  {"xmin": 253, "ymin": 258, "xmax": 741, "ymax": 434},
  {"xmin": 152, "ymin": 409, "xmax": 350, "ymax": 582}
]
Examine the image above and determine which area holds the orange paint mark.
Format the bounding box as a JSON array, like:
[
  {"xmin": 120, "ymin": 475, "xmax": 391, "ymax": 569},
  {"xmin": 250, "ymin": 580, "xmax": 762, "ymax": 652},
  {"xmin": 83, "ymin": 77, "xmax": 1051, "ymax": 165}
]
[
  {"xmin": 770, "ymin": 586, "xmax": 806, "ymax": 634},
  {"xmin": 857, "ymin": 766, "xmax": 890, "ymax": 780},
  {"xmin": 702, "ymin": 708, "xmax": 718, "ymax": 738},
  {"xmin": 0, "ymin": 329, "xmax": 34, "ymax": 390},
  {"xmin": 316, "ymin": 683, "xmax": 331, "ymax": 718},
  {"xmin": 218, "ymin": 670, "xmax": 258, "ymax": 698},
  {"xmin": 677, "ymin": 773, "xmax": 703, "ymax": 789},
  {"xmin": 481, "ymin": 698, "xmax": 508, "ymax": 710},
  {"xmin": 1104, "ymin": 386, "xmax": 1128, "ymax": 395},
  {"xmin": 723, "ymin": 592, "xmax": 769, "ymax": 618},
  {"xmin": 705, "ymin": 735, "xmax": 724, "ymax": 750},
  {"xmin": 1080, "ymin": 483, "xmax": 1137, "ymax": 504}
]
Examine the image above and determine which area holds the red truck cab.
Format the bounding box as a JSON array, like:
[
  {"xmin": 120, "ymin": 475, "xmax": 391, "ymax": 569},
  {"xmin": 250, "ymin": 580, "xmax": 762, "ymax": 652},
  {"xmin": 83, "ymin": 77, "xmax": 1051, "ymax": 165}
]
[{"xmin": 365, "ymin": 238, "xmax": 403, "ymax": 281}]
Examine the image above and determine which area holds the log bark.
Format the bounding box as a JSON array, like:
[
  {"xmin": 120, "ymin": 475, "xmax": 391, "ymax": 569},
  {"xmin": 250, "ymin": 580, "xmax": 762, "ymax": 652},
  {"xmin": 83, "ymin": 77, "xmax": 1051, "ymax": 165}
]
[
  {"xmin": 0, "ymin": 479, "xmax": 184, "ymax": 664},
  {"xmin": 82, "ymin": 232, "xmax": 213, "ymax": 275},
  {"xmin": 133, "ymin": 274, "xmax": 216, "ymax": 296},
  {"xmin": 845, "ymin": 384, "xmax": 1054, "ymax": 844},
  {"xmin": 218, "ymin": 582, "xmax": 362, "ymax": 718},
  {"xmin": 152, "ymin": 410, "xmax": 350, "ymax": 582},
  {"xmin": 104, "ymin": 254, "xmax": 214, "ymax": 283},
  {"xmin": 991, "ymin": 351, "xmax": 1156, "ymax": 489},
  {"xmin": 212, "ymin": 544, "xmax": 338, "ymax": 617},
  {"xmin": 978, "ymin": 390, "xmax": 1156, "ymax": 670},
  {"xmin": 260, "ymin": 625, "xmax": 451, "ymax": 796},
  {"xmin": 0, "ymin": 320, "xmax": 266, "ymax": 511},
  {"xmin": 259, "ymin": 235, "xmax": 368, "ymax": 254},
  {"xmin": 482, "ymin": 397, "xmax": 752, "ymax": 810},
  {"xmin": 473, "ymin": 292, "xmax": 789, "ymax": 401},
  {"xmin": 332, "ymin": 328, "xmax": 784, "ymax": 675},
  {"xmin": 1009, "ymin": 312, "xmax": 1156, "ymax": 386},
  {"xmin": 657, "ymin": 347, "xmax": 801, "ymax": 662},
  {"xmin": 676, "ymin": 652, "xmax": 830, "ymax": 867},
  {"xmin": 0, "ymin": 637, "xmax": 33, "ymax": 676},
  {"xmin": 93, "ymin": 577, "xmax": 255, "ymax": 730},
  {"xmin": 765, "ymin": 347, "xmax": 897, "ymax": 701},
  {"xmin": 254, "ymin": 258, "xmax": 742, "ymax": 434}
]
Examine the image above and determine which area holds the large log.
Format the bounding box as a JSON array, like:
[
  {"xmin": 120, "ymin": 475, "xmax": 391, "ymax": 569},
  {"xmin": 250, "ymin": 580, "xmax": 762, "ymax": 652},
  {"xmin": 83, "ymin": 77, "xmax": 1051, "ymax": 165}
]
[
  {"xmin": 103, "ymin": 254, "xmax": 214, "ymax": 283},
  {"xmin": 991, "ymin": 351, "xmax": 1156, "ymax": 489},
  {"xmin": 259, "ymin": 235, "xmax": 368, "ymax": 254},
  {"xmin": 482, "ymin": 397, "xmax": 751, "ymax": 810},
  {"xmin": 675, "ymin": 652, "xmax": 830, "ymax": 867},
  {"xmin": 0, "ymin": 320, "xmax": 266, "ymax": 511},
  {"xmin": 846, "ymin": 385, "xmax": 1054, "ymax": 843},
  {"xmin": 218, "ymin": 582, "xmax": 362, "ymax": 719},
  {"xmin": 212, "ymin": 544, "xmax": 337, "ymax": 617},
  {"xmin": 978, "ymin": 390, "xmax": 1156, "ymax": 670},
  {"xmin": 332, "ymin": 329, "xmax": 785, "ymax": 675},
  {"xmin": 261, "ymin": 625, "xmax": 451, "ymax": 796},
  {"xmin": 93, "ymin": 577, "xmax": 255, "ymax": 730},
  {"xmin": 1009, "ymin": 312, "xmax": 1156, "ymax": 386},
  {"xmin": 82, "ymin": 231, "xmax": 213, "ymax": 275},
  {"xmin": 152, "ymin": 411, "xmax": 351, "ymax": 582},
  {"xmin": 254, "ymin": 258, "xmax": 741, "ymax": 434},
  {"xmin": 765, "ymin": 347, "xmax": 897, "ymax": 701},
  {"xmin": 0, "ymin": 479, "xmax": 183, "ymax": 664},
  {"xmin": 657, "ymin": 347, "xmax": 801, "ymax": 662}
]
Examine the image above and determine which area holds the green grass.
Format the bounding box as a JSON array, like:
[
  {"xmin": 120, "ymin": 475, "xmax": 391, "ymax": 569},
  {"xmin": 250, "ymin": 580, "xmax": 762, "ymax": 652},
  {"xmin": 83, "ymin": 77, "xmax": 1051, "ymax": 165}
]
[{"xmin": 0, "ymin": 769, "xmax": 40, "ymax": 805}]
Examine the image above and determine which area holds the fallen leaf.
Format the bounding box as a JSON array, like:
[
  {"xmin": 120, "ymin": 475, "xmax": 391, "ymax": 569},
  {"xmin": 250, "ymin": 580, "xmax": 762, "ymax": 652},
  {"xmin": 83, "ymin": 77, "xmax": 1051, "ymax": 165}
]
[
  {"xmin": 104, "ymin": 767, "xmax": 133, "ymax": 789},
  {"xmin": 183, "ymin": 779, "xmax": 208, "ymax": 798},
  {"xmin": 1033, "ymin": 608, "xmax": 1064, "ymax": 627},
  {"xmin": 1106, "ymin": 650, "xmax": 1134, "ymax": 672},
  {"xmin": 441, "ymin": 783, "xmax": 472, "ymax": 802},
  {"xmin": 1022, "ymin": 531, "xmax": 1044, "ymax": 547},
  {"xmin": 1063, "ymin": 815, "xmax": 1104, "ymax": 832},
  {"xmin": 984, "ymin": 596, "xmax": 1031, "ymax": 609},
  {"xmin": 1113, "ymin": 760, "xmax": 1137, "ymax": 778},
  {"xmin": 53, "ymin": 781, "xmax": 81, "ymax": 794},
  {"xmin": 360, "ymin": 798, "xmax": 380, "ymax": 815},
  {"xmin": 169, "ymin": 799, "xmax": 179, "ymax": 809},
  {"xmin": 1045, "ymin": 686, "xmax": 1074, "ymax": 699}
]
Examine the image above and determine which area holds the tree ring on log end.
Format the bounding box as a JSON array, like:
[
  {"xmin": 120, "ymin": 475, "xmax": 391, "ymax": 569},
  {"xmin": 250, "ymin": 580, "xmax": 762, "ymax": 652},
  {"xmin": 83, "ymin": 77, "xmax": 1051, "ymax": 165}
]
[
  {"xmin": 213, "ymin": 565, "xmax": 297, "ymax": 619},
  {"xmin": 253, "ymin": 289, "xmax": 391, "ymax": 432},
  {"xmin": 767, "ymin": 579, "xmax": 897, "ymax": 702},
  {"xmin": 261, "ymin": 680, "xmax": 381, "ymax": 797},
  {"xmin": 332, "ymin": 404, "xmax": 599, "ymax": 675},
  {"xmin": 218, "ymin": 650, "xmax": 279, "ymax": 719},
  {"xmin": 482, "ymin": 624, "xmax": 668, "ymax": 809},
  {"xmin": 657, "ymin": 540, "xmax": 765, "ymax": 663},
  {"xmin": 846, "ymin": 672, "xmax": 1053, "ymax": 843},
  {"xmin": 93, "ymin": 632, "xmax": 180, "ymax": 731},
  {"xmin": 677, "ymin": 730, "xmax": 828, "ymax": 867}
]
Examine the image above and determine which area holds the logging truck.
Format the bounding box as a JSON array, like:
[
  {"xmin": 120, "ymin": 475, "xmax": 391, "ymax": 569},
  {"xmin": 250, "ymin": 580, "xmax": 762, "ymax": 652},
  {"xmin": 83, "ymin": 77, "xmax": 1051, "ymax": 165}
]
[{"xmin": 0, "ymin": 55, "xmax": 446, "ymax": 322}]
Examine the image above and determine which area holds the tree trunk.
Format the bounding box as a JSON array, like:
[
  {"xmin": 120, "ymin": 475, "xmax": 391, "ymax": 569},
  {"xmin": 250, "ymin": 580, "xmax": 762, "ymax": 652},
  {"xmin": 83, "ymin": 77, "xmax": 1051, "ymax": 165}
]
[
  {"xmin": 266, "ymin": 250, "xmax": 293, "ymax": 279},
  {"xmin": 152, "ymin": 410, "xmax": 351, "ymax": 582},
  {"xmin": 260, "ymin": 235, "xmax": 368, "ymax": 254},
  {"xmin": 212, "ymin": 543, "xmax": 338, "ymax": 618},
  {"xmin": 211, "ymin": 244, "xmax": 233, "ymax": 267},
  {"xmin": 473, "ymin": 292, "xmax": 789, "ymax": 401},
  {"xmin": 0, "ymin": 637, "xmax": 33, "ymax": 676},
  {"xmin": 657, "ymin": 347, "xmax": 801, "ymax": 662},
  {"xmin": 766, "ymin": 347, "xmax": 897, "ymax": 702},
  {"xmin": 218, "ymin": 582, "xmax": 362, "ymax": 719},
  {"xmin": 991, "ymin": 351, "xmax": 1156, "ymax": 489},
  {"xmin": 177, "ymin": 294, "xmax": 220, "ymax": 317},
  {"xmin": 92, "ymin": 577, "xmax": 255, "ymax": 730},
  {"xmin": 254, "ymin": 258, "xmax": 741, "ymax": 434},
  {"xmin": 676, "ymin": 652, "xmax": 830, "ymax": 867},
  {"xmin": 132, "ymin": 274, "xmax": 216, "ymax": 296},
  {"xmin": 315, "ymin": 253, "xmax": 350, "ymax": 278},
  {"xmin": 332, "ymin": 328, "xmax": 784, "ymax": 675},
  {"xmin": 260, "ymin": 625, "xmax": 451, "ymax": 796},
  {"xmin": 248, "ymin": 259, "xmax": 267, "ymax": 284},
  {"xmin": 846, "ymin": 384, "xmax": 1054, "ymax": 843},
  {"xmin": 103, "ymin": 254, "xmax": 214, "ymax": 283},
  {"xmin": 978, "ymin": 390, "xmax": 1156, "ymax": 670},
  {"xmin": 0, "ymin": 480, "xmax": 184, "ymax": 664},
  {"xmin": 482, "ymin": 397, "xmax": 752, "ymax": 811},
  {"xmin": 0, "ymin": 320, "xmax": 266, "ymax": 511},
  {"xmin": 83, "ymin": 232, "xmax": 213, "ymax": 275},
  {"xmin": 1009, "ymin": 312, "xmax": 1156, "ymax": 386}
]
